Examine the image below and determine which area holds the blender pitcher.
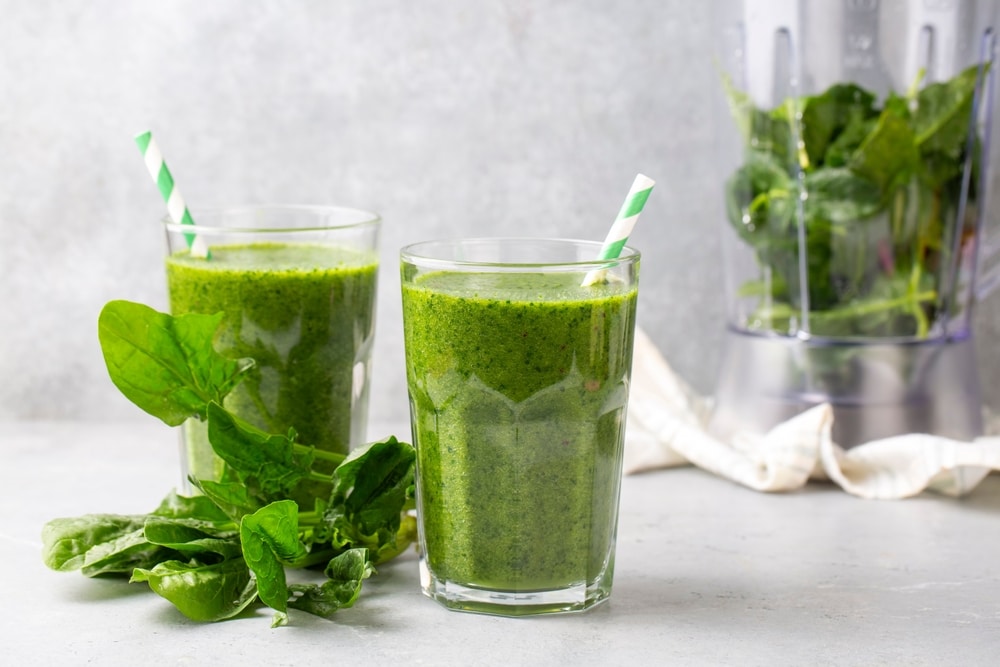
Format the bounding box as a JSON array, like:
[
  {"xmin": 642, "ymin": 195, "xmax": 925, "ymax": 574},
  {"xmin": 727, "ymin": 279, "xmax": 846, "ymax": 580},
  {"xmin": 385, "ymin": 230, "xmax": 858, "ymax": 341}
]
[{"xmin": 709, "ymin": 0, "xmax": 1000, "ymax": 447}]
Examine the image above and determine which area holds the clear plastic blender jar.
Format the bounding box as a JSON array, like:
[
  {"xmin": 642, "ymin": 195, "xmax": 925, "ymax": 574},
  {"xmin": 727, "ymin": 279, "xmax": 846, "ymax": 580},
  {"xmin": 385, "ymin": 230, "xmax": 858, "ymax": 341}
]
[{"xmin": 710, "ymin": 0, "xmax": 1000, "ymax": 446}]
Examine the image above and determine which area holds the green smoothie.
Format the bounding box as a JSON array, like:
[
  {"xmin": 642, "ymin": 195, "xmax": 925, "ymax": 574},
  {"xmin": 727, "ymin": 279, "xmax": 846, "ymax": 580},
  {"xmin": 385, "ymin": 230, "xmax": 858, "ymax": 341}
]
[
  {"xmin": 401, "ymin": 269, "xmax": 637, "ymax": 603},
  {"xmin": 166, "ymin": 242, "xmax": 378, "ymax": 485}
]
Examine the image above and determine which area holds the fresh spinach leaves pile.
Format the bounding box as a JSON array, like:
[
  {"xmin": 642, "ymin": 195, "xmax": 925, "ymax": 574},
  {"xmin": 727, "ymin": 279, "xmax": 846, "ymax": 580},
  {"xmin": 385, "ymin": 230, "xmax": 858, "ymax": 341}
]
[
  {"xmin": 42, "ymin": 300, "xmax": 416, "ymax": 627},
  {"xmin": 724, "ymin": 64, "xmax": 985, "ymax": 337}
]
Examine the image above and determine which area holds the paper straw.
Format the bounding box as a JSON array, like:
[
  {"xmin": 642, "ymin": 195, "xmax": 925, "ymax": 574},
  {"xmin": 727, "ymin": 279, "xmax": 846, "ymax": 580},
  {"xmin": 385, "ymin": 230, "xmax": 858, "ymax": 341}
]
[
  {"xmin": 581, "ymin": 173, "xmax": 654, "ymax": 286},
  {"xmin": 134, "ymin": 131, "xmax": 209, "ymax": 258}
]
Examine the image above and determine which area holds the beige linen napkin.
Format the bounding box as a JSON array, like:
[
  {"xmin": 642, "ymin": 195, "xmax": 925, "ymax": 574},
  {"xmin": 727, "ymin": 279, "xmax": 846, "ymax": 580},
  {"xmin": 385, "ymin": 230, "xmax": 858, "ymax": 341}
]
[{"xmin": 624, "ymin": 327, "xmax": 1000, "ymax": 499}]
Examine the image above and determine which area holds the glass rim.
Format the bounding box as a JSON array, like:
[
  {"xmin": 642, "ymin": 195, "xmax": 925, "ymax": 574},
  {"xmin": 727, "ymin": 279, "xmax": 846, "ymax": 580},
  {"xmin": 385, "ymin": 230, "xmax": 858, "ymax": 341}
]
[
  {"xmin": 162, "ymin": 203, "xmax": 380, "ymax": 235},
  {"xmin": 400, "ymin": 237, "xmax": 641, "ymax": 271}
]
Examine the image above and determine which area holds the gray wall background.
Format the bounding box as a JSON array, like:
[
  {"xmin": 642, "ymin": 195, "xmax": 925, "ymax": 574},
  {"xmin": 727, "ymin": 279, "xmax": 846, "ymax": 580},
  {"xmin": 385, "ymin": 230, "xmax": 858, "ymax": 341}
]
[{"xmin": 1, "ymin": 0, "xmax": 998, "ymax": 425}]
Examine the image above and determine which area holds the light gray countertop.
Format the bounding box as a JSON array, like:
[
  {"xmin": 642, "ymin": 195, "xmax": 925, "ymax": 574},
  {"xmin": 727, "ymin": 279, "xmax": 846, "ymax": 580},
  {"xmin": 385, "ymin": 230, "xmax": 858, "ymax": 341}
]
[{"xmin": 3, "ymin": 420, "xmax": 999, "ymax": 666}]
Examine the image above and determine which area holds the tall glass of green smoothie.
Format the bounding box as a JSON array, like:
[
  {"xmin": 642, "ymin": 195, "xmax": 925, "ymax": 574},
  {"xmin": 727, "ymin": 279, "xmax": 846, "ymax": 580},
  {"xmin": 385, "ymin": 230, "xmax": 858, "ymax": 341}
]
[
  {"xmin": 400, "ymin": 238, "xmax": 639, "ymax": 616},
  {"xmin": 163, "ymin": 205, "xmax": 380, "ymax": 503}
]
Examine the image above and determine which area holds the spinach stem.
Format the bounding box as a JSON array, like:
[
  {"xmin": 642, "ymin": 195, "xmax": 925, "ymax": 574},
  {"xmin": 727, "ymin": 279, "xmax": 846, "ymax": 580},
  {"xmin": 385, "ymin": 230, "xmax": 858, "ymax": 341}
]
[
  {"xmin": 307, "ymin": 471, "xmax": 335, "ymax": 485},
  {"xmin": 297, "ymin": 446, "xmax": 345, "ymax": 466},
  {"xmin": 823, "ymin": 290, "xmax": 937, "ymax": 321},
  {"xmin": 286, "ymin": 547, "xmax": 338, "ymax": 569},
  {"xmin": 297, "ymin": 511, "xmax": 320, "ymax": 526}
]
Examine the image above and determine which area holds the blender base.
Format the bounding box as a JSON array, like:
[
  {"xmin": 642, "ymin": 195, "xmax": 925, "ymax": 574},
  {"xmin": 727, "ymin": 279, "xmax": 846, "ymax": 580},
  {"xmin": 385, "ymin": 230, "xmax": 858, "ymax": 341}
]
[{"xmin": 708, "ymin": 330, "xmax": 984, "ymax": 448}]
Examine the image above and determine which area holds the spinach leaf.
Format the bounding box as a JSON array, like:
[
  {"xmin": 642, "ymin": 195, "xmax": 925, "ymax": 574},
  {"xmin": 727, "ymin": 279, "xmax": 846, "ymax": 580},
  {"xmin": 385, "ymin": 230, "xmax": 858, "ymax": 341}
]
[
  {"xmin": 152, "ymin": 489, "xmax": 233, "ymax": 523},
  {"xmin": 722, "ymin": 74, "xmax": 796, "ymax": 167},
  {"xmin": 921, "ymin": 149, "xmax": 968, "ymax": 189},
  {"xmin": 321, "ymin": 436, "xmax": 416, "ymax": 563},
  {"xmin": 131, "ymin": 557, "xmax": 258, "ymax": 622},
  {"xmin": 142, "ymin": 516, "xmax": 242, "ymax": 560},
  {"xmin": 913, "ymin": 64, "xmax": 980, "ymax": 156},
  {"xmin": 43, "ymin": 514, "xmax": 144, "ymax": 572},
  {"xmin": 824, "ymin": 114, "xmax": 878, "ymax": 168},
  {"xmin": 287, "ymin": 548, "xmax": 375, "ymax": 618},
  {"xmin": 800, "ymin": 83, "xmax": 877, "ymax": 167},
  {"xmin": 849, "ymin": 109, "xmax": 920, "ymax": 193},
  {"xmin": 240, "ymin": 500, "xmax": 307, "ymax": 627},
  {"xmin": 189, "ymin": 478, "xmax": 264, "ymax": 521},
  {"xmin": 205, "ymin": 402, "xmax": 320, "ymax": 498},
  {"xmin": 804, "ymin": 168, "xmax": 882, "ymax": 223},
  {"xmin": 98, "ymin": 301, "xmax": 254, "ymax": 426},
  {"xmin": 724, "ymin": 150, "xmax": 795, "ymax": 242},
  {"xmin": 42, "ymin": 514, "xmax": 176, "ymax": 576}
]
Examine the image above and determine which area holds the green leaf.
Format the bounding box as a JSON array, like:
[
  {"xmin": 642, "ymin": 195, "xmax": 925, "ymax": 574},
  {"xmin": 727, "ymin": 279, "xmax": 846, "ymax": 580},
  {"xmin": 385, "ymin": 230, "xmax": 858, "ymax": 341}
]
[
  {"xmin": 824, "ymin": 115, "xmax": 878, "ymax": 168},
  {"xmin": 321, "ymin": 436, "xmax": 416, "ymax": 563},
  {"xmin": 152, "ymin": 489, "xmax": 234, "ymax": 523},
  {"xmin": 131, "ymin": 557, "xmax": 258, "ymax": 622},
  {"xmin": 913, "ymin": 64, "xmax": 981, "ymax": 155},
  {"xmin": 189, "ymin": 478, "xmax": 264, "ymax": 521},
  {"xmin": 142, "ymin": 517, "xmax": 241, "ymax": 560},
  {"xmin": 800, "ymin": 83, "xmax": 877, "ymax": 167},
  {"xmin": 287, "ymin": 548, "xmax": 375, "ymax": 618},
  {"xmin": 804, "ymin": 216, "xmax": 838, "ymax": 310},
  {"xmin": 240, "ymin": 500, "xmax": 307, "ymax": 626},
  {"xmin": 42, "ymin": 514, "xmax": 143, "ymax": 572},
  {"xmin": 724, "ymin": 150, "xmax": 795, "ymax": 243},
  {"xmin": 722, "ymin": 74, "xmax": 796, "ymax": 166},
  {"xmin": 849, "ymin": 108, "xmax": 920, "ymax": 193},
  {"xmin": 206, "ymin": 402, "xmax": 317, "ymax": 497},
  {"xmin": 920, "ymin": 149, "xmax": 967, "ymax": 188},
  {"xmin": 41, "ymin": 514, "xmax": 176, "ymax": 576},
  {"xmin": 803, "ymin": 168, "xmax": 882, "ymax": 223},
  {"xmin": 98, "ymin": 300, "xmax": 254, "ymax": 426}
]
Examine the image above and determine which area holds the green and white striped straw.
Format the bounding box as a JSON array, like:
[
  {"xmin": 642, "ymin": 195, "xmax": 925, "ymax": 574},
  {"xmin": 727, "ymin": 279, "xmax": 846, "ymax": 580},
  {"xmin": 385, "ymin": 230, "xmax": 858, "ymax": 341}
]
[
  {"xmin": 581, "ymin": 173, "xmax": 654, "ymax": 286},
  {"xmin": 134, "ymin": 131, "xmax": 209, "ymax": 258}
]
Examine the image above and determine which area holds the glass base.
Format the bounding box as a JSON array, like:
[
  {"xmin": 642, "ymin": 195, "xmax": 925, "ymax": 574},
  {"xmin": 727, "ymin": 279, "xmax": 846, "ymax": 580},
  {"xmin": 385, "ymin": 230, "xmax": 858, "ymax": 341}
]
[{"xmin": 419, "ymin": 559, "xmax": 612, "ymax": 617}]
